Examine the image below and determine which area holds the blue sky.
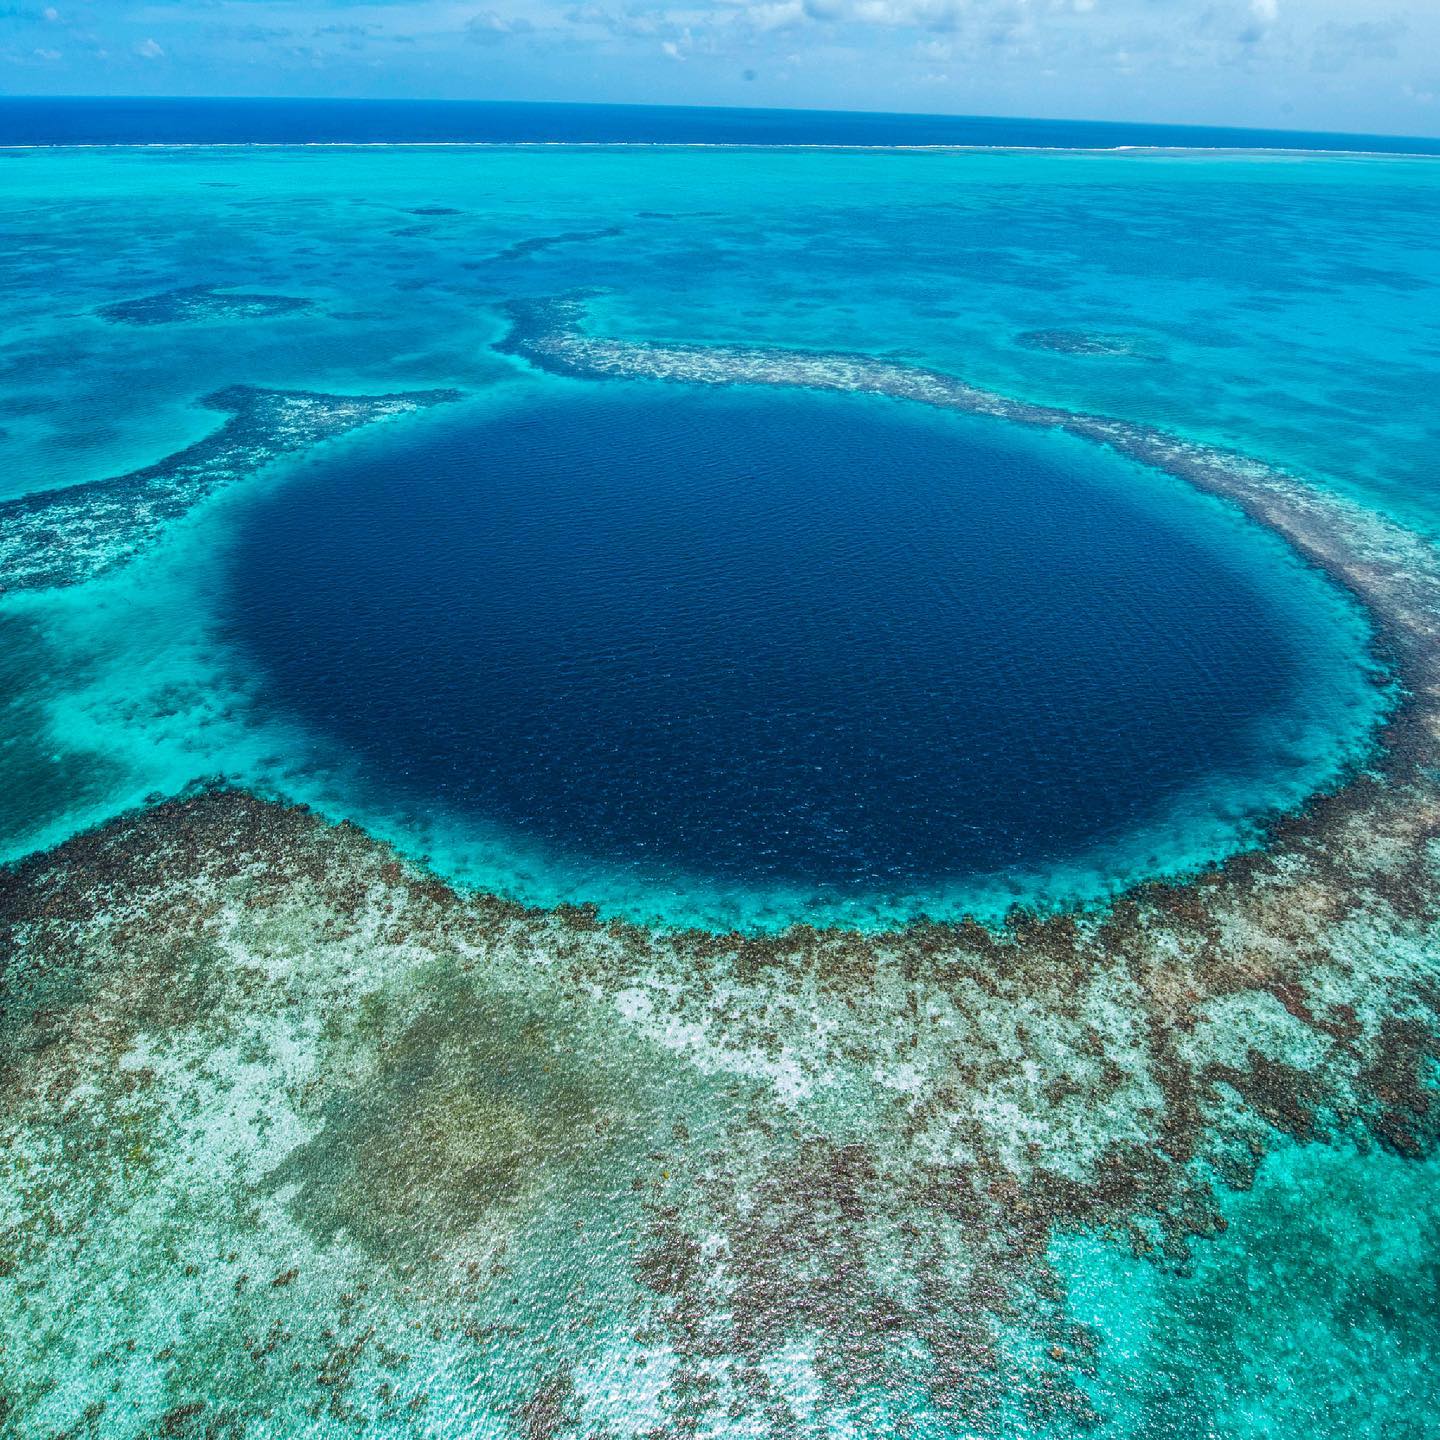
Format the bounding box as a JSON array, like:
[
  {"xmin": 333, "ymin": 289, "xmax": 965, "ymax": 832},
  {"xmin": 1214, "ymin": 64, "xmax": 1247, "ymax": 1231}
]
[{"xmin": 2, "ymin": 1, "xmax": 1437, "ymax": 138}]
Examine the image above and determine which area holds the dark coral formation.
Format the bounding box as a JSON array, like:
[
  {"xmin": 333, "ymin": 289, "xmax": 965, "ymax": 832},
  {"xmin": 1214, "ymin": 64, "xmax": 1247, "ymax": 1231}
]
[
  {"xmin": 97, "ymin": 285, "xmax": 314, "ymax": 326},
  {"xmin": 2, "ymin": 750, "xmax": 1437, "ymax": 1432},
  {"xmin": 0, "ymin": 383, "xmax": 460, "ymax": 594},
  {"xmin": 1015, "ymin": 329, "xmax": 1153, "ymax": 358},
  {"xmin": 486, "ymin": 227, "xmax": 625, "ymax": 264}
]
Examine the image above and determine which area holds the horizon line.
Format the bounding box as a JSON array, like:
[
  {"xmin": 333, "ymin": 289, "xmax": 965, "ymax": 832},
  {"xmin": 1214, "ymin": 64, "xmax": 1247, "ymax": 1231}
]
[{"xmin": 2, "ymin": 93, "xmax": 1438, "ymax": 149}]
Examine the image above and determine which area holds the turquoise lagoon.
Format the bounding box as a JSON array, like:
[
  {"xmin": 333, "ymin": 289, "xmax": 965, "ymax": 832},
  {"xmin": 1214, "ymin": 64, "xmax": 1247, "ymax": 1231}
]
[{"xmin": 2, "ymin": 137, "xmax": 1440, "ymax": 1438}]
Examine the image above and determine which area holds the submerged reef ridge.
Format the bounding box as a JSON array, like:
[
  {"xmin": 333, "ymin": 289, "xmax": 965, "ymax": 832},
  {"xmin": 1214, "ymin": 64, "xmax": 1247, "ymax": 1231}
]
[
  {"xmin": 97, "ymin": 285, "xmax": 315, "ymax": 327},
  {"xmin": 1015, "ymin": 329, "xmax": 1154, "ymax": 358},
  {"xmin": 487, "ymin": 225, "xmax": 625, "ymax": 264},
  {"xmin": 0, "ymin": 384, "xmax": 460, "ymax": 594},
  {"xmin": 2, "ymin": 296, "xmax": 1440, "ymax": 1435}
]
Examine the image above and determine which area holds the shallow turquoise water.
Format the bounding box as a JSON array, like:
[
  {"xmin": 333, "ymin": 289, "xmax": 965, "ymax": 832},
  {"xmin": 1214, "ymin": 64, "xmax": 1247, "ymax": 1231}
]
[
  {"xmin": 1050, "ymin": 1134, "xmax": 1440, "ymax": 1439},
  {"xmin": 3, "ymin": 143, "xmax": 1439, "ymax": 1437},
  {"xmin": 3, "ymin": 146, "xmax": 1438, "ymax": 528}
]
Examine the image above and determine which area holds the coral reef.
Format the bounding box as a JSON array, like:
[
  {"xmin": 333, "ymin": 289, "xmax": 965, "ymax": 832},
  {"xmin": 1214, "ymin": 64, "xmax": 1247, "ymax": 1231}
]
[
  {"xmin": 2, "ymin": 741, "xmax": 1436, "ymax": 1433},
  {"xmin": 1015, "ymin": 330, "xmax": 1153, "ymax": 358},
  {"xmin": 97, "ymin": 285, "xmax": 314, "ymax": 327},
  {"xmin": 486, "ymin": 227, "xmax": 626, "ymax": 264},
  {"xmin": 0, "ymin": 384, "xmax": 460, "ymax": 594}
]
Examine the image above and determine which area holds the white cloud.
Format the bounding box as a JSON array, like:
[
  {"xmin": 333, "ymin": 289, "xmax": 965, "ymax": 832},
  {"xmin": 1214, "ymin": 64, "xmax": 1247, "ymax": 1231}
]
[
  {"xmin": 747, "ymin": 2, "xmax": 805, "ymax": 33},
  {"xmin": 803, "ymin": 0, "xmax": 967, "ymax": 27},
  {"xmin": 465, "ymin": 10, "xmax": 534, "ymax": 42},
  {"xmin": 5, "ymin": 0, "xmax": 1440, "ymax": 138}
]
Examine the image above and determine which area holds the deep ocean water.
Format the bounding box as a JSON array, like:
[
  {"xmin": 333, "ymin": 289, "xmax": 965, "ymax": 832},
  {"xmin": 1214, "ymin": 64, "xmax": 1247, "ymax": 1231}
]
[
  {"xmin": 222, "ymin": 381, "xmax": 1381, "ymax": 922},
  {"xmin": 2, "ymin": 130, "xmax": 1439, "ymax": 1440}
]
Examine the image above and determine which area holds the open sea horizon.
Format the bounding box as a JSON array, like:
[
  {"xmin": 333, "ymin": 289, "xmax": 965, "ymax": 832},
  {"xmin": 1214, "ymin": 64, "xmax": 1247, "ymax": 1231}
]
[{"xmin": 3, "ymin": 93, "xmax": 1440, "ymax": 153}]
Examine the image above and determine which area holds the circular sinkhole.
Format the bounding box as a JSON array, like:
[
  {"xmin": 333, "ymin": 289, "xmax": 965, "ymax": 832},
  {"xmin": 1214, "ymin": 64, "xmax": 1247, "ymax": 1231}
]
[{"xmin": 218, "ymin": 380, "xmax": 1385, "ymax": 926}]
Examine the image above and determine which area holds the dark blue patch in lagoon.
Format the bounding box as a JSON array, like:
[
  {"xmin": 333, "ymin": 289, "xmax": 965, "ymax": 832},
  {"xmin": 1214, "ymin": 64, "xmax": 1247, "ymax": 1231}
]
[{"xmin": 222, "ymin": 384, "xmax": 1354, "ymax": 903}]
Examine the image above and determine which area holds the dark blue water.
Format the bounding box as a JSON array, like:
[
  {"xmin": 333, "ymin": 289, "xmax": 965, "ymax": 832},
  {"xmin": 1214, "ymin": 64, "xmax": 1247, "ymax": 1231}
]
[
  {"xmin": 4, "ymin": 96, "xmax": 1438, "ymax": 153},
  {"xmin": 221, "ymin": 385, "xmax": 1327, "ymax": 898}
]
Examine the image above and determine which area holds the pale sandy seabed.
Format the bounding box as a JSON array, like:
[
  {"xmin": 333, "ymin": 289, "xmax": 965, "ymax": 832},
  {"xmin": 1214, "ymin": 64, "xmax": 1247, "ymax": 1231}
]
[{"xmin": 2, "ymin": 302, "xmax": 1438, "ymax": 1437}]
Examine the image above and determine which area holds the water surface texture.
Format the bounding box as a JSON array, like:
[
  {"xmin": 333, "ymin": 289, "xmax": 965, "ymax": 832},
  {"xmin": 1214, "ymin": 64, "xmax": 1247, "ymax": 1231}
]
[
  {"xmin": 2, "ymin": 118, "xmax": 1440, "ymax": 1440},
  {"xmin": 223, "ymin": 381, "xmax": 1380, "ymax": 917}
]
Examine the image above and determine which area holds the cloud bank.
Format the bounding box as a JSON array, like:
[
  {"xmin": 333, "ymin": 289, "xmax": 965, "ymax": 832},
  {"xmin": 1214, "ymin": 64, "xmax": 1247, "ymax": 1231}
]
[{"xmin": 2, "ymin": 0, "xmax": 1436, "ymax": 138}]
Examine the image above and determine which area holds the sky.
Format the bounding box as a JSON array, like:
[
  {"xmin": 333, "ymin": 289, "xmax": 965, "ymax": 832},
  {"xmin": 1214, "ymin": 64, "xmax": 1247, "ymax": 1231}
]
[{"xmin": 1, "ymin": 1, "xmax": 1437, "ymax": 139}]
